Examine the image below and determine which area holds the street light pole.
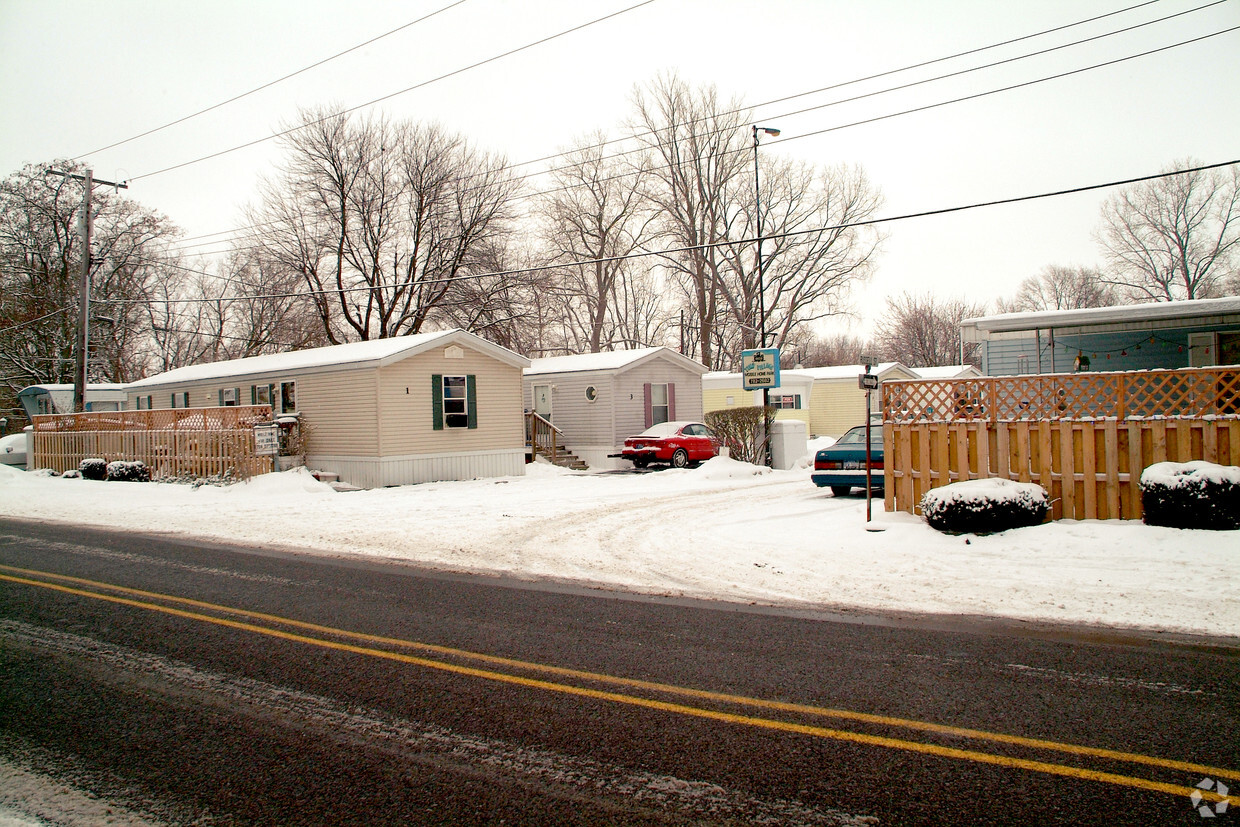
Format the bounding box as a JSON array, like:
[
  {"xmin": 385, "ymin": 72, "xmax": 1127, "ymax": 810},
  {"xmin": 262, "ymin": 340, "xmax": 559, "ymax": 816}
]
[{"xmin": 752, "ymin": 125, "xmax": 779, "ymax": 467}]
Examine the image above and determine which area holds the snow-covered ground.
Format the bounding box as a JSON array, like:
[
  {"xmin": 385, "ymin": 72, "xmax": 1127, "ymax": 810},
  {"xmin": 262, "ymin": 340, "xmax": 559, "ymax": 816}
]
[{"xmin": 2, "ymin": 449, "xmax": 1238, "ymax": 639}]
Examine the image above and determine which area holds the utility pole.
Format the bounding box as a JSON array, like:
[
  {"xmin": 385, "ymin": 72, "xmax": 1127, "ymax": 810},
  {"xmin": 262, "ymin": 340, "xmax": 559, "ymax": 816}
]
[{"xmin": 45, "ymin": 168, "xmax": 128, "ymax": 413}]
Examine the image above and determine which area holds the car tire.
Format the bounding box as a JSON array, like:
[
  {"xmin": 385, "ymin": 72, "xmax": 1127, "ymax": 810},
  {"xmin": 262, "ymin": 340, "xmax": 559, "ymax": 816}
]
[
  {"xmin": 632, "ymin": 458, "xmax": 648, "ymax": 469},
  {"xmin": 670, "ymin": 449, "xmax": 689, "ymax": 469},
  {"xmin": 830, "ymin": 486, "xmax": 851, "ymax": 497}
]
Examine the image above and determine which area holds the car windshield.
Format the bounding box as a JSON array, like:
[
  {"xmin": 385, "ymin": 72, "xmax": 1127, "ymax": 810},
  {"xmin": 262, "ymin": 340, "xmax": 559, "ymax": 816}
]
[{"xmin": 834, "ymin": 426, "xmax": 882, "ymax": 446}]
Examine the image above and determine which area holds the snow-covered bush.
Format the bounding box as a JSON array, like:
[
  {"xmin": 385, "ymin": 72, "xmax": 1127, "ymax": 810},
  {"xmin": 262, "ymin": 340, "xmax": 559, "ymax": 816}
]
[
  {"xmin": 920, "ymin": 478, "xmax": 1049, "ymax": 534},
  {"xmin": 60, "ymin": 469, "xmax": 82, "ymax": 479},
  {"xmin": 1140, "ymin": 461, "xmax": 1240, "ymax": 531},
  {"xmin": 105, "ymin": 460, "xmax": 151, "ymax": 482},
  {"xmin": 78, "ymin": 458, "xmax": 107, "ymax": 480}
]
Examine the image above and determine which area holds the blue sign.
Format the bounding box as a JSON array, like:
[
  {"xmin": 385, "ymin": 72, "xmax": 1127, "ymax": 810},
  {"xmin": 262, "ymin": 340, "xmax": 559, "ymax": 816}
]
[{"xmin": 741, "ymin": 348, "xmax": 781, "ymax": 390}]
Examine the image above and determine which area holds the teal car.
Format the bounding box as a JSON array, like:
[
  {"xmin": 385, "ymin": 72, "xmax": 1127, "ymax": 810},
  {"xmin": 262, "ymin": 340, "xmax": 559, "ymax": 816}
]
[{"xmin": 811, "ymin": 425, "xmax": 883, "ymax": 497}]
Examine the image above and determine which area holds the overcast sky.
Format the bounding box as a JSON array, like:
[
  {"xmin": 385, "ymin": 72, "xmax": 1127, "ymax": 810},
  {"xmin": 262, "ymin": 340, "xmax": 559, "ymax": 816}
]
[{"xmin": 2, "ymin": 0, "xmax": 1237, "ymax": 340}]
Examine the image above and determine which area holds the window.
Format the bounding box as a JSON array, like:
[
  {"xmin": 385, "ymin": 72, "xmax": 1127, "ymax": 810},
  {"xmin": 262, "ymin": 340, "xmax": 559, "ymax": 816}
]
[
  {"xmin": 1221, "ymin": 332, "xmax": 1240, "ymax": 366},
  {"xmin": 219, "ymin": 387, "xmax": 239, "ymax": 406},
  {"xmin": 170, "ymin": 391, "xmax": 189, "ymax": 408},
  {"xmin": 280, "ymin": 381, "xmax": 297, "ymax": 414},
  {"xmin": 252, "ymin": 384, "xmax": 273, "ymax": 406},
  {"xmin": 648, "ymin": 383, "xmax": 670, "ymax": 426},
  {"xmin": 442, "ymin": 376, "xmax": 468, "ymax": 428},
  {"xmin": 432, "ymin": 374, "xmax": 477, "ymax": 430},
  {"xmin": 771, "ymin": 394, "xmax": 801, "ymax": 409},
  {"xmin": 135, "ymin": 395, "xmax": 152, "ymax": 410}
]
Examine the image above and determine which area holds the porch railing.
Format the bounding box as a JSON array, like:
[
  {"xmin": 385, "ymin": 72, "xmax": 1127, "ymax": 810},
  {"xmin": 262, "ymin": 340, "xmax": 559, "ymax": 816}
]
[{"xmin": 524, "ymin": 411, "xmax": 565, "ymax": 465}]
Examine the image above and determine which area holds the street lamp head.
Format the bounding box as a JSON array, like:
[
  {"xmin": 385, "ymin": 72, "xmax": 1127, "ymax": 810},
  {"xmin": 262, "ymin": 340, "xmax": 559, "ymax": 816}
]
[{"xmin": 754, "ymin": 126, "xmax": 781, "ymax": 138}]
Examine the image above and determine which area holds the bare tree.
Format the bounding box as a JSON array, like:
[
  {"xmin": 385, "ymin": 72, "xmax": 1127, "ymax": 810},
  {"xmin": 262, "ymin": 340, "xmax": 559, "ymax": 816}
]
[
  {"xmin": 250, "ymin": 108, "xmax": 519, "ymax": 342},
  {"xmin": 1097, "ymin": 160, "xmax": 1240, "ymax": 301},
  {"xmin": 631, "ymin": 74, "xmax": 750, "ymax": 369},
  {"xmin": 0, "ymin": 161, "xmax": 179, "ymax": 413},
  {"xmin": 873, "ymin": 292, "xmax": 987, "ymax": 368},
  {"xmin": 536, "ymin": 132, "xmax": 660, "ymax": 353},
  {"xmin": 787, "ymin": 331, "xmax": 872, "ymax": 368},
  {"xmin": 997, "ymin": 264, "xmax": 1120, "ymax": 313},
  {"xmin": 715, "ymin": 156, "xmax": 883, "ymax": 359},
  {"xmin": 631, "ymin": 75, "xmax": 882, "ymax": 368}
]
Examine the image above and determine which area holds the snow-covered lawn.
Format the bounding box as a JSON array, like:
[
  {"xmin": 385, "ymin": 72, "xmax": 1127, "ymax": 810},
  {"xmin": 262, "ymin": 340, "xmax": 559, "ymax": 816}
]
[{"xmin": 2, "ymin": 456, "xmax": 1237, "ymax": 638}]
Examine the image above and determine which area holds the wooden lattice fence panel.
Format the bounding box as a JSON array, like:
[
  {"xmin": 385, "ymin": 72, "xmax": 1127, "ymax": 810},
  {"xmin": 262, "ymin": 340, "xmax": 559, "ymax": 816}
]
[
  {"xmin": 882, "ymin": 368, "xmax": 1240, "ymax": 521},
  {"xmin": 30, "ymin": 406, "xmax": 273, "ymax": 480}
]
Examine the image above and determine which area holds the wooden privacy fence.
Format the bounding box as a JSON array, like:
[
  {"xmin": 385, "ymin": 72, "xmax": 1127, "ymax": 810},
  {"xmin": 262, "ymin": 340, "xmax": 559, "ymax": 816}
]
[
  {"xmin": 31, "ymin": 406, "xmax": 273, "ymax": 480},
  {"xmin": 881, "ymin": 368, "xmax": 1240, "ymax": 521}
]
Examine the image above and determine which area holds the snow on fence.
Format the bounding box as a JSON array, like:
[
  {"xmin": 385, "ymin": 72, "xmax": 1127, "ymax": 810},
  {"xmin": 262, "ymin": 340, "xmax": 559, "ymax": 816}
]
[
  {"xmin": 881, "ymin": 368, "xmax": 1240, "ymax": 521},
  {"xmin": 30, "ymin": 405, "xmax": 273, "ymax": 480}
]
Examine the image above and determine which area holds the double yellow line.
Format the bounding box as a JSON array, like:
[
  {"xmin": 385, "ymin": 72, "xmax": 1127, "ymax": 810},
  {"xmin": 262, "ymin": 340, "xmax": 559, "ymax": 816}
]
[{"xmin": 1, "ymin": 562, "xmax": 1236, "ymax": 806}]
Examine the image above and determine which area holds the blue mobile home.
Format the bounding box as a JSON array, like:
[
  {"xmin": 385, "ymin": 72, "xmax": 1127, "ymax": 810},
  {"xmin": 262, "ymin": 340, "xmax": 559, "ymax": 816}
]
[{"xmin": 960, "ymin": 297, "xmax": 1240, "ymax": 375}]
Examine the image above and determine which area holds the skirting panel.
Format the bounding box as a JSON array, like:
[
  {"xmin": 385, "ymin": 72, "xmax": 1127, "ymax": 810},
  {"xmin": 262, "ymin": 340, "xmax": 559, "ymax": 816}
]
[{"xmin": 306, "ymin": 449, "xmax": 526, "ymax": 489}]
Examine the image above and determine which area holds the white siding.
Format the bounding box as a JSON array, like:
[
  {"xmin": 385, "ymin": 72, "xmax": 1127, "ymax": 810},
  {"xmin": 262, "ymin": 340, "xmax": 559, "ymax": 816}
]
[
  {"xmin": 614, "ymin": 364, "xmax": 704, "ymax": 442},
  {"xmin": 307, "ymin": 449, "xmax": 526, "ymax": 488}
]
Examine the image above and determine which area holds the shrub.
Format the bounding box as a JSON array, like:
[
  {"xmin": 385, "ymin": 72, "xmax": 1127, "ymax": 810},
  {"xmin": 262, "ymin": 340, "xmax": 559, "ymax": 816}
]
[
  {"xmin": 105, "ymin": 460, "xmax": 151, "ymax": 483},
  {"xmin": 704, "ymin": 406, "xmax": 775, "ymax": 464},
  {"xmin": 1140, "ymin": 461, "xmax": 1240, "ymax": 531},
  {"xmin": 921, "ymin": 478, "xmax": 1049, "ymax": 534},
  {"xmin": 78, "ymin": 458, "xmax": 108, "ymax": 481},
  {"xmin": 60, "ymin": 469, "xmax": 82, "ymax": 479}
]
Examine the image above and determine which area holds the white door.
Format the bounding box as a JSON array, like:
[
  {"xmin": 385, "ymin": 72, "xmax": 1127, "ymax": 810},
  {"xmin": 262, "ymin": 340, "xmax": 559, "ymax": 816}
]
[
  {"xmin": 1189, "ymin": 333, "xmax": 1217, "ymax": 367},
  {"xmin": 533, "ymin": 384, "xmax": 552, "ymax": 421}
]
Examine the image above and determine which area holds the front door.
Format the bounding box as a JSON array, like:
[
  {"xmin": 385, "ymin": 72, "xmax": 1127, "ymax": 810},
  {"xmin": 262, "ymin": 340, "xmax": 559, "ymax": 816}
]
[{"xmin": 533, "ymin": 384, "xmax": 552, "ymax": 421}]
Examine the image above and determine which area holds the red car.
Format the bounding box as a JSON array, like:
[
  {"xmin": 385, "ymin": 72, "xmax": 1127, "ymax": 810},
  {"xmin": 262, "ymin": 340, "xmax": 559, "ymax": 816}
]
[{"xmin": 620, "ymin": 421, "xmax": 723, "ymax": 468}]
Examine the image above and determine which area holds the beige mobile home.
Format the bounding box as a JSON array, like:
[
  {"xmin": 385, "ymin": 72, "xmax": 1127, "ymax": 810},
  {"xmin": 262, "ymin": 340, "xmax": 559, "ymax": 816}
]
[
  {"xmin": 523, "ymin": 347, "xmax": 709, "ymax": 469},
  {"xmin": 124, "ymin": 329, "xmax": 530, "ymax": 488}
]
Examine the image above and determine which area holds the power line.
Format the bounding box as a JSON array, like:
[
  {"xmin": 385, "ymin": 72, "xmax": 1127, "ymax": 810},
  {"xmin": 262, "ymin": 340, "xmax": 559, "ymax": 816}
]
[
  {"xmin": 98, "ymin": 159, "xmax": 1240, "ymax": 307},
  {"xmin": 166, "ymin": 0, "xmax": 1230, "ymax": 255},
  {"xmin": 74, "ymin": 0, "xmax": 473, "ymax": 159},
  {"xmin": 163, "ymin": 9, "xmax": 1237, "ymax": 266},
  {"xmin": 127, "ymin": 0, "xmax": 659, "ymax": 182}
]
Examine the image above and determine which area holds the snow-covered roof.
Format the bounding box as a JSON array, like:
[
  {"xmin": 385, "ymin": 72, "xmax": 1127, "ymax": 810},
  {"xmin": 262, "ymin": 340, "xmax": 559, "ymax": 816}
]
[
  {"xmin": 961, "ymin": 296, "xmax": 1240, "ymax": 338},
  {"xmin": 525, "ymin": 347, "xmax": 707, "ymax": 377},
  {"xmin": 909, "ymin": 365, "xmax": 983, "ymax": 380},
  {"xmin": 128, "ymin": 329, "xmax": 529, "ymax": 388},
  {"xmin": 795, "ymin": 362, "xmax": 914, "ymax": 381},
  {"xmin": 17, "ymin": 383, "xmax": 128, "ymax": 396},
  {"xmin": 702, "ymin": 370, "xmax": 815, "ymax": 389}
]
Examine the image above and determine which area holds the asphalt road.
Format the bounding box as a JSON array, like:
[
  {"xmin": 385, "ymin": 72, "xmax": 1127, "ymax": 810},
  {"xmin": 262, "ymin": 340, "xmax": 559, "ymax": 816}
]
[{"xmin": 1, "ymin": 518, "xmax": 1237, "ymax": 826}]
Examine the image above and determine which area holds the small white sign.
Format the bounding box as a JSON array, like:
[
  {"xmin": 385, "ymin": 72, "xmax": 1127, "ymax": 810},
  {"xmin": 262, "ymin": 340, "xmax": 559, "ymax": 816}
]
[{"xmin": 254, "ymin": 424, "xmax": 279, "ymax": 455}]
